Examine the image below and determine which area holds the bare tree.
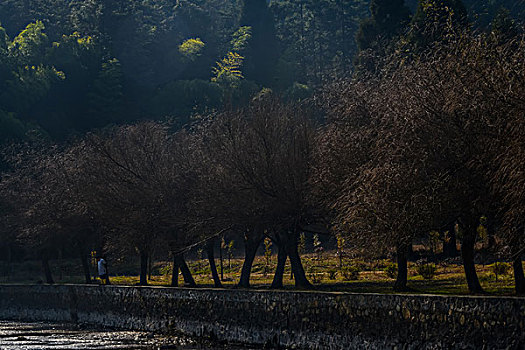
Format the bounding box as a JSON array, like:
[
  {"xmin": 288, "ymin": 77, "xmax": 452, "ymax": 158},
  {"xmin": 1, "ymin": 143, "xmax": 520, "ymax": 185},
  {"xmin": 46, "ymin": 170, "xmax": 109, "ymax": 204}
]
[
  {"xmin": 490, "ymin": 35, "xmax": 525, "ymax": 294},
  {"xmin": 75, "ymin": 122, "xmax": 202, "ymax": 286},
  {"xmin": 317, "ymin": 29, "xmax": 525, "ymax": 293},
  {"xmin": 318, "ymin": 73, "xmax": 448, "ymax": 291},
  {"xmin": 0, "ymin": 142, "xmax": 98, "ymax": 284},
  {"xmin": 200, "ymin": 97, "xmax": 317, "ymax": 289}
]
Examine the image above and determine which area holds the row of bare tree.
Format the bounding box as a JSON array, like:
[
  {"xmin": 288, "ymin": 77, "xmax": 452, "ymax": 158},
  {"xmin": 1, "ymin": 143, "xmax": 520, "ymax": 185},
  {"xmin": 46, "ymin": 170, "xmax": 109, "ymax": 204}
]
[
  {"xmin": 0, "ymin": 98, "xmax": 318, "ymax": 288},
  {"xmin": 0, "ymin": 29, "xmax": 524, "ymax": 294},
  {"xmin": 315, "ymin": 30, "xmax": 525, "ymax": 293}
]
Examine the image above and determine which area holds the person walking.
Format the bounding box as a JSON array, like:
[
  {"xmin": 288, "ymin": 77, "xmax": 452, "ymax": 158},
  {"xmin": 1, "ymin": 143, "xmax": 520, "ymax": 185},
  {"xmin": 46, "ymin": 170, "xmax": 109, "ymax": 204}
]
[{"xmin": 97, "ymin": 257, "xmax": 111, "ymax": 285}]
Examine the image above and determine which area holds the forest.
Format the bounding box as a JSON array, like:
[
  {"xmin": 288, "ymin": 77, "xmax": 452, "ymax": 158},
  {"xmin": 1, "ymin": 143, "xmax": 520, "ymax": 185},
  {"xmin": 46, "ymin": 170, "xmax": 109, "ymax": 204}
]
[{"xmin": 0, "ymin": 0, "xmax": 524, "ymax": 294}]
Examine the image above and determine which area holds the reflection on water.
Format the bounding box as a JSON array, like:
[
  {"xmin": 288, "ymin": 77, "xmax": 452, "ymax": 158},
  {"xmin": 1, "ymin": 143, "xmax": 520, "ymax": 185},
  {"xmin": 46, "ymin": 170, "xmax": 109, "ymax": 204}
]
[{"xmin": 0, "ymin": 321, "xmax": 255, "ymax": 350}]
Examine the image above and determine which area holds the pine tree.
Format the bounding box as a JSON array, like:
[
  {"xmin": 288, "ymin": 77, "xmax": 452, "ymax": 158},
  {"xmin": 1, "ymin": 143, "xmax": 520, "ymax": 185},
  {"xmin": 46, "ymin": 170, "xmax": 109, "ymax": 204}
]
[
  {"xmin": 356, "ymin": 0, "xmax": 411, "ymax": 52},
  {"xmin": 238, "ymin": 0, "xmax": 279, "ymax": 86},
  {"xmin": 86, "ymin": 58, "xmax": 124, "ymax": 128},
  {"xmin": 409, "ymin": 0, "xmax": 468, "ymax": 48}
]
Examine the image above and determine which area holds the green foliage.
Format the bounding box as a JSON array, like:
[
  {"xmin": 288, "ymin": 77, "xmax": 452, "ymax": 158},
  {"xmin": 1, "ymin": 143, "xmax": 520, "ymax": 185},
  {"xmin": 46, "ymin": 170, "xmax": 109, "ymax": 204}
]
[
  {"xmin": 239, "ymin": 0, "xmax": 279, "ymax": 85},
  {"xmin": 413, "ymin": 0, "xmax": 468, "ymax": 25},
  {"xmin": 48, "ymin": 32, "xmax": 98, "ymax": 70},
  {"xmin": 3, "ymin": 64, "xmax": 65, "ymax": 116},
  {"xmin": 86, "ymin": 58, "xmax": 124, "ymax": 127},
  {"xmin": 385, "ymin": 262, "xmax": 398, "ymax": 279},
  {"xmin": 272, "ymin": 0, "xmax": 369, "ymax": 86},
  {"xmin": 283, "ymin": 82, "xmax": 312, "ymax": 102},
  {"xmin": 477, "ymin": 216, "xmax": 489, "ymax": 244},
  {"xmin": 158, "ymin": 263, "xmax": 172, "ymax": 276},
  {"xmin": 0, "ymin": 23, "xmax": 8, "ymax": 52},
  {"xmin": 490, "ymin": 262, "xmax": 510, "ymax": 281},
  {"xmin": 356, "ymin": 0, "xmax": 411, "ymax": 51},
  {"xmin": 211, "ymin": 52, "xmax": 244, "ymax": 87},
  {"xmin": 263, "ymin": 237, "xmax": 272, "ymax": 276},
  {"xmin": 225, "ymin": 79, "xmax": 260, "ymax": 107},
  {"xmin": 0, "ymin": 109, "xmax": 26, "ymax": 142},
  {"xmin": 336, "ymin": 233, "xmax": 345, "ymax": 269},
  {"xmin": 9, "ymin": 21, "xmax": 49, "ymax": 65},
  {"xmin": 313, "ymin": 234, "xmax": 323, "ymax": 260},
  {"xmin": 230, "ymin": 26, "xmax": 252, "ymax": 54},
  {"xmin": 428, "ymin": 231, "xmax": 441, "ymax": 254},
  {"xmin": 409, "ymin": 0, "xmax": 468, "ymax": 49},
  {"xmin": 328, "ymin": 268, "xmax": 338, "ymax": 280},
  {"xmin": 227, "ymin": 240, "xmax": 235, "ymax": 261},
  {"xmin": 179, "ymin": 38, "xmax": 205, "ymax": 61},
  {"xmin": 0, "ymin": 0, "xmax": 520, "ymax": 144},
  {"xmin": 416, "ymin": 262, "xmax": 437, "ymax": 280},
  {"xmin": 150, "ymin": 79, "xmax": 222, "ymax": 121},
  {"xmin": 308, "ymin": 266, "xmax": 323, "ymax": 284},
  {"xmin": 341, "ymin": 265, "xmax": 360, "ymax": 281},
  {"xmin": 298, "ymin": 232, "xmax": 306, "ymax": 255}
]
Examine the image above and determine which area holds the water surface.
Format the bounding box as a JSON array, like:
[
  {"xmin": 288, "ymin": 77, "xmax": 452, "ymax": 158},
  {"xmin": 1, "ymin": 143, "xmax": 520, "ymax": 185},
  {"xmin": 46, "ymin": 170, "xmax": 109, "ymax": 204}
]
[{"xmin": 0, "ymin": 321, "xmax": 253, "ymax": 349}]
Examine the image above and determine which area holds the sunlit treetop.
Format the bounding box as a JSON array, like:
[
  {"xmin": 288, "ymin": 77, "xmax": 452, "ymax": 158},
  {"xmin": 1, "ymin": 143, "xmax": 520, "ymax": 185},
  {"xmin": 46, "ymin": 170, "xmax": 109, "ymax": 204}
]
[{"xmin": 179, "ymin": 38, "xmax": 206, "ymax": 61}]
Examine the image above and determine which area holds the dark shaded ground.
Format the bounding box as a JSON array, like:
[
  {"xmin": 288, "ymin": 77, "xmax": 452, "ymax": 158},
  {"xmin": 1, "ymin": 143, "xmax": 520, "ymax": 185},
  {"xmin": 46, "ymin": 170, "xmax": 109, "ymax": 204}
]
[{"xmin": 0, "ymin": 321, "xmax": 257, "ymax": 349}]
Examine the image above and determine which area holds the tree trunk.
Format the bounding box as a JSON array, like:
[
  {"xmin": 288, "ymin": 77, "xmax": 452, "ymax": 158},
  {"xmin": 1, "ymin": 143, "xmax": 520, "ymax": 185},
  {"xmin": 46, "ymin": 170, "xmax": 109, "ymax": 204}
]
[
  {"xmin": 238, "ymin": 229, "xmax": 264, "ymax": 288},
  {"xmin": 148, "ymin": 252, "xmax": 153, "ymax": 281},
  {"xmin": 176, "ymin": 255, "xmax": 197, "ymax": 287},
  {"xmin": 443, "ymin": 223, "xmax": 458, "ymax": 257},
  {"xmin": 461, "ymin": 232, "xmax": 483, "ymax": 294},
  {"xmin": 394, "ymin": 245, "xmax": 408, "ymax": 292},
  {"xmin": 79, "ymin": 250, "xmax": 91, "ymax": 284},
  {"xmin": 271, "ymin": 243, "xmax": 287, "ymax": 289},
  {"xmin": 206, "ymin": 239, "xmax": 222, "ymax": 288},
  {"xmin": 286, "ymin": 232, "xmax": 312, "ymax": 289},
  {"xmin": 513, "ymin": 256, "xmax": 525, "ymax": 295},
  {"xmin": 485, "ymin": 212, "xmax": 496, "ymax": 250},
  {"xmin": 171, "ymin": 253, "xmax": 179, "ymax": 287},
  {"xmin": 139, "ymin": 250, "xmax": 148, "ymax": 286},
  {"xmin": 406, "ymin": 243, "xmax": 416, "ymax": 261},
  {"xmin": 219, "ymin": 240, "xmax": 224, "ymax": 281},
  {"xmin": 41, "ymin": 252, "xmax": 54, "ymax": 284},
  {"xmin": 5, "ymin": 243, "xmax": 11, "ymax": 282}
]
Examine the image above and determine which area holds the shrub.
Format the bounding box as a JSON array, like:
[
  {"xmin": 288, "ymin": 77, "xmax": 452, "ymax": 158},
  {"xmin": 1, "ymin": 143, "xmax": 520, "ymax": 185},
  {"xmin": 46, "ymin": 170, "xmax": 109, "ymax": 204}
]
[
  {"xmin": 328, "ymin": 268, "xmax": 338, "ymax": 280},
  {"xmin": 341, "ymin": 266, "xmax": 360, "ymax": 281},
  {"xmin": 313, "ymin": 234, "xmax": 324, "ymax": 260},
  {"xmin": 308, "ymin": 266, "xmax": 323, "ymax": 284},
  {"xmin": 158, "ymin": 264, "xmax": 172, "ymax": 276},
  {"xmin": 263, "ymin": 237, "xmax": 272, "ymax": 277},
  {"xmin": 311, "ymin": 273, "xmax": 323, "ymax": 284},
  {"xmin": 384, "ymin": 262, "xmax": 398, "ymax": 279},
  {"xmin": 417, "ymin": 263, "xmax": 437, "ymax": 280},
  {"xmin": 490, "ymin": 262, "xmax": 511, "ymax": 281}
]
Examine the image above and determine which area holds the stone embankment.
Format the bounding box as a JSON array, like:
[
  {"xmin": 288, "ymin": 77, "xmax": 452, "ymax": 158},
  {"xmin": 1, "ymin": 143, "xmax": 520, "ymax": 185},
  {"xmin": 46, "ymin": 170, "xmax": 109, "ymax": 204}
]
[{"xmin": 0, "ymin": 285, "xmax": 524, "ymax": 349}]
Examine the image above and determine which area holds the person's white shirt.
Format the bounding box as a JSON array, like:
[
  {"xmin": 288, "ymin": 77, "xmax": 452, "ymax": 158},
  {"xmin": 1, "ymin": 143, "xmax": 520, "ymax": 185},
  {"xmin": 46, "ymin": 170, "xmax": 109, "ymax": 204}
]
[{"xmin": 98, "ymin": 258, "xmax": 107, "ymax": 276}]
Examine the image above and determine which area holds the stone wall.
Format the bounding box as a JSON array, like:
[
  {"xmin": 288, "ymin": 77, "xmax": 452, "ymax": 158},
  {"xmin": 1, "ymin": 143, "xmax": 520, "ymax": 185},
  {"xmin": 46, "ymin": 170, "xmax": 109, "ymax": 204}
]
[{"xmin": 0, "ymin": 285, "xmax": 524, "ymax": 349}]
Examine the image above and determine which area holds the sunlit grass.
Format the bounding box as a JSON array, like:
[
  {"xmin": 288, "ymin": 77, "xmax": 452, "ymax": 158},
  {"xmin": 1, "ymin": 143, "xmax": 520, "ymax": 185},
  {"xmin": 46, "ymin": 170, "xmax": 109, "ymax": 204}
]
[
  {"xmin": 1, "ymin": 252, "xmax": 521, "ymax": 296},
  {"xmin": 108, "ymin": 254, "xmax": 521, "ymax": 296}
]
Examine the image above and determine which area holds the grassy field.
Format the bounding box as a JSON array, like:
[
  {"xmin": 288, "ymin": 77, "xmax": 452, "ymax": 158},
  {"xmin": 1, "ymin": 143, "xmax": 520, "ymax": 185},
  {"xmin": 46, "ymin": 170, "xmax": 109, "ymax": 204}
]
[{"xmin": 1, "ymin": 251, "xmax": 522, "ymax": 296}]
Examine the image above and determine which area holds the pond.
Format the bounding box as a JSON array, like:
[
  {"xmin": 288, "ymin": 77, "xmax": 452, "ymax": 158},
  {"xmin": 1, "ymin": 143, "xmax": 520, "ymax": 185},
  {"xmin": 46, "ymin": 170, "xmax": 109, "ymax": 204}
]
[{"xmin": 0, "ymin": 321, "xmax": 256, "ymax": 350}]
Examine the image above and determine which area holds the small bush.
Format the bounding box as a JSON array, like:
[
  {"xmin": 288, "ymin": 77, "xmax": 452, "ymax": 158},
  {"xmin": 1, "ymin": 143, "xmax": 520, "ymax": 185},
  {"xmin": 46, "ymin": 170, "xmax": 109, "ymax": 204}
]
[
  {"xmin": 417, "ymin": 263, "xmax": 437, "ymax": 280},
  {"xmin": 328, "ymin": 268, "xmax": 338, "ymax": 280},
  {"xmin": 490, "ymin": 262, "xmax": 511, "ymax": 281},
  {"xmin": 158, "ymin": 264, "xmax": 172, "ymax": 276},
  {"xmin": 491, "ymin": 262, "xmax": 510, "ymax": 275},
  {"xmin": 309, "ymin": 272, "xmax": 322, "ymax": 284},
  {"xmin": 308, "ymin": 266, "xmax": 323, "ymax": 284},
  {"xmin": 384, "ymin": 263, "xmax": 398, "ymax": 279},
  {"xmin": 341, "ymin": 266, "xmax": 360, "ymax": 281}
]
